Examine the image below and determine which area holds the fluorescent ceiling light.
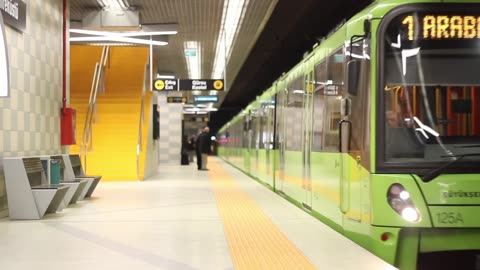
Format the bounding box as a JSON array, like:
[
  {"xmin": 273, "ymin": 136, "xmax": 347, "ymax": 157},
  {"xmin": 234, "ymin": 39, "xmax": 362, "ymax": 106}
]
[
  {"xmin": 184, "ymin": 41, "xmax": 201, "ymax": 79},
  {"xmin": 97, "ymin": 0, "xmax": 129, "ymax": 10},
  {"xmin": 157, "ymin": 71, "xmax": 175, "ymax": 79},
  {"xmin": 156, "ymin": 74, "xmax": 175, "ymax": 79},
  {"xmin": 70, "ymin": 36, "xmax": 168, "ymax": 46},
  {"xmin": 69, "ymin": 24, "xmax": 177, "ymax": 46},
  {"xmin": 183, "ymin": 111, "xmax": 207, "ymax": 115},
  {"xmin": 186, "ymin": 108, "xmax": 200, "ymax": 112},
  {"xmin": 70, "ymin": 29, "xmax": 178, "ymax": 37},
  {"xmin": 87, "ymin": 43, "xmax": 133, "ymax": 46},
  {"xmin": 212, "ymin": 0, "xmax": 249, "ymax": 79}
]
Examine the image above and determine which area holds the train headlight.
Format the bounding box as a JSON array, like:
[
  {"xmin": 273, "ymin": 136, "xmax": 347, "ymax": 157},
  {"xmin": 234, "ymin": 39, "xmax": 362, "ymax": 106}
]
[
  {"xmin": 401, "ymin": 207, "xmax": 419, "ymax": 222},
  {"xmin": 387, "ymin": 184, "xmax": 420, "ymax": 222}
]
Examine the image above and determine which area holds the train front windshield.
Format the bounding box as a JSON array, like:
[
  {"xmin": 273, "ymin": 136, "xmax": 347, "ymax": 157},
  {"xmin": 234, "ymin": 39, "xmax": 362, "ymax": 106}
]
[{"xmin": 380, "ymin": 6, "xmax": 480, "ymax": 174}]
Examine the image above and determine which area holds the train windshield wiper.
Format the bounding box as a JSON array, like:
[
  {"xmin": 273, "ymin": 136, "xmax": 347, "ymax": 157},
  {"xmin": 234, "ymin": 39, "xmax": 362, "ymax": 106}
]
[{"xmin": 422, "ymin": 153, "xmax": 480, "ymax": 182}]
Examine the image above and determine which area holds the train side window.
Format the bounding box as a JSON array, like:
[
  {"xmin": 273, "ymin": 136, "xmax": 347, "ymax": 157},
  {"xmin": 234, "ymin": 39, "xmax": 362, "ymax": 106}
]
[
  {"xmin": 313, "ymin": 60, "xmax": 327, "ymax": 151},
  {"xmin": 285, "ymin": 77, "xmax": 304, "ymax": 151},
  {"xmin": 327, "ymin": 47, "xmax": 345, "ymax": 89},
  {"xmin": 322, "ymin": 47, "xmax": 345, "ymax": 151}
]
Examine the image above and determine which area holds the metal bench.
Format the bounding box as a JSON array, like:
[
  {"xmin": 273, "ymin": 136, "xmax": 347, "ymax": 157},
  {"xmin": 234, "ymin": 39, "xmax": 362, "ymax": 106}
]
[
  {"xmin": 49, "ymin": 155, "xmax": 89, "ymax": 206},
  {"xmin": 68, "ymin": 155, "xmax": 101, "ymax": 198},
  {"xmin": 3, "ymin": 157, "xmax": 69, "ymax": 219}
]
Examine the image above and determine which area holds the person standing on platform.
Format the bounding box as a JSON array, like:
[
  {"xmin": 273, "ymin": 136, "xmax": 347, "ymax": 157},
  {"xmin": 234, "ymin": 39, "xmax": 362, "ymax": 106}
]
[
  {"xmin": 195, "ymin": 129, "xmax": 203, "ymax": 170},
  {"xmin": 197, "ymin": 126, "xmax": 211, "ymax": 170},
  {"xmin": 188, "ymin": 135, "xmax": 196, "ymax": 163},
  {"xmin": 181, "ymin": 135, "xmax": 189, "ymax": 165}
]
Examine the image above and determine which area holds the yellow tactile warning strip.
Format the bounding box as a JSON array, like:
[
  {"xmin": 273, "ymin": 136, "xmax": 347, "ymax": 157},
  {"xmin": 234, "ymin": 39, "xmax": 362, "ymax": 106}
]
[{"xmin": 208, "ymin": 160, "xmax": 317, "ymax": 270}]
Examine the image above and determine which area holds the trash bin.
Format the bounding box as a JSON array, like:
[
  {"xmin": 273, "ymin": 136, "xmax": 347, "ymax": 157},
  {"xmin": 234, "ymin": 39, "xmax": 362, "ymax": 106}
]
[{"xmin": 50, "ymin": 159, "xmax": 61, "ymax": 185}]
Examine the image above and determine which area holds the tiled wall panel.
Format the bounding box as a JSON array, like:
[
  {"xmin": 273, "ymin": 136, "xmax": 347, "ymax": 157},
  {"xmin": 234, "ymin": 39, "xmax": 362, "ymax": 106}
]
[
  {"xmin": 157, "ymin": 92, "xmax": 182, "ymax": 165},
  {"xmin": 0, "ymin": 0, "xmax": 63, "ymax": 217}
]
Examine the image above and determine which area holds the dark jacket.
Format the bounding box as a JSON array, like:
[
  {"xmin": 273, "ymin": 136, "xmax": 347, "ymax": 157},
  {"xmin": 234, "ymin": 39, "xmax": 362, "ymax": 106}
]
[{"xmin": 196, "ymin": 132, "xmax": 210, "ymax": 154}]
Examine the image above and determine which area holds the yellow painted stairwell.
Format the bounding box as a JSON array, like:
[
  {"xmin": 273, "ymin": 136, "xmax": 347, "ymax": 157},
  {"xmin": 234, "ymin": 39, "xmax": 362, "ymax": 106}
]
[{"xmin": 70, "ymin": 46, "xmax": 149, "ymax": 181}]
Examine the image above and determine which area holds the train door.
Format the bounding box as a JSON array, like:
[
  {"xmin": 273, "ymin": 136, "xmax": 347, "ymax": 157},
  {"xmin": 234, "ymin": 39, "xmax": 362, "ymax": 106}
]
[
  {"xmin": 252, "ymin": 111, "xmax": 259, "ymax": 175},
  {"xmin": 339, "ymin": 96, "xmax": 362, "ymax": 224},
  {"xmin": 263, "ymin": 100, "xmax": 275, "ymax": 187},
  {"xmin": 276, "ymin": 88, "xmax": 287, "ymax": 193},
  {"xmin": 244, "ymin": 113, "xmax": 252, "ymax": 174},
  {"xmin": 302, "ymin": 70, "xmax": 314, "ymax": 210},
  {"xmin": 337, "ymin": 47, "xmax": 359, "ymax": 222},
  {"xmin": 340, "ymin": 39, "xmax": 371, "ymax": 226}
]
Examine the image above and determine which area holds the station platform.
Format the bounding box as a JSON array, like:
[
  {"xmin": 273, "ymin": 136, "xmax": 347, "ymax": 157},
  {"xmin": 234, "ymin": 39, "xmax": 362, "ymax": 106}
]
[{"xmin": 0, "ymin": 157, "xmax": 395, "ymax": 270}]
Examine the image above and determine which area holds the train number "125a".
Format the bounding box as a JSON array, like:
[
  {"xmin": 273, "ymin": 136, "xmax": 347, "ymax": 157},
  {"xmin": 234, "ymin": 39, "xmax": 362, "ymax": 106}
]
[{"xmin": 437, "ymin": 212, "xmax": 464, "ymax": 224}]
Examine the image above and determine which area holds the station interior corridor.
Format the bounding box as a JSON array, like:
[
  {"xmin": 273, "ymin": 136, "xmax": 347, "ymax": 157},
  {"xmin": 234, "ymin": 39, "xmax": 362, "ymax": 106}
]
[{"xmin": 0, "ymin": 158, "xmax": 394, "ymax": 270}]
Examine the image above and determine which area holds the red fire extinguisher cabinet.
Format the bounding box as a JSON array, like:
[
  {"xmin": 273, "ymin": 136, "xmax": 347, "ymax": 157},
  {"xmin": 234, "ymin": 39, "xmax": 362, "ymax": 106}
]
[{"xmin": 61, "ymin": 108, "xmax": 76, "ymax": 145}]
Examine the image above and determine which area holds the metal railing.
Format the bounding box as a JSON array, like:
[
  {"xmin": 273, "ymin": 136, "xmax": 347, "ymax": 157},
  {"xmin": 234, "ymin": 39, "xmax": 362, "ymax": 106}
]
[
  {"xmin": 80, "ymin": 46, "xmax": 109, "ymax": 172},
  {"xmin": 136, "ymin": 63, "xmax": 150, "ymax": 180}
]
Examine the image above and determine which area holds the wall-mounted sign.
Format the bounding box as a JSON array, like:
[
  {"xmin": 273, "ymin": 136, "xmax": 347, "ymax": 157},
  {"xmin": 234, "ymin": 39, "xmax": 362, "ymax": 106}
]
[
  {"xmin": 154, "ymin": 79, "xmax": 178, "ymax": 91},
  {"xmin": 0, "ymin": 0, "xmax": 27, "ymax": 32},
  {"xmin": 189, "ymin": 116, "xmax": 209, "ymax": 122},
  {"xmin": 184, "ymin": 49, "xmax": 197, "ymax": 57},
  {"xmin": 167, "ymin": 96, "xmax": 187, "ymax": 103},
  {"xmin": 0, "ymin": 10, "xmax": 9, "ymax": 97},
  {"xmin": 179, "ymin": 79, "xmax": 224, "ymax": 91},
  {"xmin": 194, "ymin": 95, "xmax": 218, "ymax": 103}
]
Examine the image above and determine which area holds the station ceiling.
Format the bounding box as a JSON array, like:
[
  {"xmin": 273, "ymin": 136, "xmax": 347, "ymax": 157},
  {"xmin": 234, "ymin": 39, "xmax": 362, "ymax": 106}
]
[{"xmin": 69, "ymin": 0, "xmax": 372, "ymax": 133}]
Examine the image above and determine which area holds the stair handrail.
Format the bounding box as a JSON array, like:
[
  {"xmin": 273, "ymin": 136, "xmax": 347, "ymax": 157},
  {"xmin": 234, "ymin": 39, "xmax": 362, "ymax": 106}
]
[
  {"xmin": 80, "ymin": 46, "xmax": 109, "ymax": 172},
  {"xmin": 80, "ymin": 62, "xmax": 99, "ymax": 171},
  {"xmin": 136, "ymin": 63, "xmax": 149, "ymax": 180}
]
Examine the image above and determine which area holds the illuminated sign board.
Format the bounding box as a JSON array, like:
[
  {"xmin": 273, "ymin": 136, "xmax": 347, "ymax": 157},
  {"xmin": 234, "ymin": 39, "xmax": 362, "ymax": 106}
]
[
  {"xmin": 153, "ymin": 79, "xmax": 224, "ymax": 91},
  {"xmin": 153, "ymin": 79, "xmax": 178, "ymax": 91},
  {"xmin": 399, "ymin": 13, "xmax": 480, "ymax": 40},
  {"xmin": 167, "ymin": 96, "xmax": 187, "ymax": 103},
  {"xmin": 0, "ymin": 10, "xmax": 9, "ymax": 97},
  {"xmin": 0, "ymin": 0, "xmax": 26, "ymax": 32},
  {"xmin": 189, "ymin": 116, "xmax": 209, "ymax": 122},
  {"xmin": 179, "ymin": 79, "xmax": 224, "ymax": 91},
  {"xmin": 194, "ymin": 95, "xmax": 218, "ymax": 103}
]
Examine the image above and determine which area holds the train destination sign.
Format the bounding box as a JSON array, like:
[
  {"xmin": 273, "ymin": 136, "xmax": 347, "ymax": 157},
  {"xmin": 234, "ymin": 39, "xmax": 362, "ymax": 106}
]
[
  {"xmin": 167, "ymin": 96, "xmax": 187, "ymax": 103},
  {"xmin": 400, "ymin": 13, "xmax": 480, "ymax": 41}
]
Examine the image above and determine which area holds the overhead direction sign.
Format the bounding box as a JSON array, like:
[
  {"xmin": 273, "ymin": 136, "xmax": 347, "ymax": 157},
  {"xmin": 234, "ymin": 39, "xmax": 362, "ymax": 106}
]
[
  {"xmin": 179, "ymin": 79, "xmax": 224, "ymax": 91},
  {"xmin": 153, "ymin": 79, "xmax": 224, "ymax": 91},
  {"xmin": 167, "ymin": 96, "xmax": 187, "ymax": 103},
  {"xmin": 194, "ymin": 95, "xmax": 218, "ymax": 103},
  {"xmin": 154, "ymin": 79, "xmax": 178, "ymax": 91},
  {"xmin": 188, "ymin": 116, "xmax": 209, "ymax": 122}
]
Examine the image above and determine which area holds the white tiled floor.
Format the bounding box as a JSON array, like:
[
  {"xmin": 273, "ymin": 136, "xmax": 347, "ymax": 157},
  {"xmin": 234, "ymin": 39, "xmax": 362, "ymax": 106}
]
[{"xmin": 0, "ymin": 158, "xmax": 395, "ymax": 270}]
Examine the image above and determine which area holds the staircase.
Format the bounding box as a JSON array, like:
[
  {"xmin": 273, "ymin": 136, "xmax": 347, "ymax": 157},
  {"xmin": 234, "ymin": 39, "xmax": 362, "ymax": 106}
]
[{"xmin": 70, "ymin": 46, "xmax": 149, "ymax": 180}]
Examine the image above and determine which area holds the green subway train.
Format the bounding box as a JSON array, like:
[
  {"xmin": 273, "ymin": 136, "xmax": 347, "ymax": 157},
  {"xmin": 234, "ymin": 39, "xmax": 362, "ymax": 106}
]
[{"xmin": 217, "ymin": 0, "xmax": 480, "ymax": 269}]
